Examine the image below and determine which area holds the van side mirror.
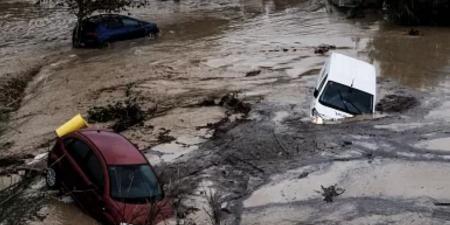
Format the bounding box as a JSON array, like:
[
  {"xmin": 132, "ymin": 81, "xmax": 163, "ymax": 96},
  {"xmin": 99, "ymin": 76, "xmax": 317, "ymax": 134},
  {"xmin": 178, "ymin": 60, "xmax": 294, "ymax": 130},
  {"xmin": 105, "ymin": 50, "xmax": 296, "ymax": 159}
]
[{"xmin": 313, "ymin": 89, "xmax": 319, "ymax": 98}]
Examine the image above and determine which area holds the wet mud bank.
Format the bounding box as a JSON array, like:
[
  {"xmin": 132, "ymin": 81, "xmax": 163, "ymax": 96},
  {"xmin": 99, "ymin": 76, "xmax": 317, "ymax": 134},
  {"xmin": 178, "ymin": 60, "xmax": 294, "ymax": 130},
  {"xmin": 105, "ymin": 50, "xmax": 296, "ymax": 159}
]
[{"xmin": 161, "ymin": 88, "xmax": 450, "ymax": 224}]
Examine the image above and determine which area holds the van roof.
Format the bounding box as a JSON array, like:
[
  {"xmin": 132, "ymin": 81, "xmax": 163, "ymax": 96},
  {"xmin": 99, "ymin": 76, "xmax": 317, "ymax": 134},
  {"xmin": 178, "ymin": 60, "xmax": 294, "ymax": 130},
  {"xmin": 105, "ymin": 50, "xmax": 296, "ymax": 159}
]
[{"xmin": 327, "ymin": 53, "xmax": 376, "ymax": 95}]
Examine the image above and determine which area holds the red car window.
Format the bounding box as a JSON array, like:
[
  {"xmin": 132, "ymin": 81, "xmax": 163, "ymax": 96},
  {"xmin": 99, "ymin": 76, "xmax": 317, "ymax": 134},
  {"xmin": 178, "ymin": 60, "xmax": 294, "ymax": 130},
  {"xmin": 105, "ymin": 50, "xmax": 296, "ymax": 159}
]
[
  {"xmin": 64, "ymin": 138, "xmax": 105, "ymax": 192},
  {"xmin": 85, "ymin": 153, "xmax": 105, "ymax": 192},
  {"xmin": 64, "ymin": 138, "xmax": 90, "ymax": 165},
  {"xmin": 109, "ymin": 164, "xmax": 162, "ymax": 203}
]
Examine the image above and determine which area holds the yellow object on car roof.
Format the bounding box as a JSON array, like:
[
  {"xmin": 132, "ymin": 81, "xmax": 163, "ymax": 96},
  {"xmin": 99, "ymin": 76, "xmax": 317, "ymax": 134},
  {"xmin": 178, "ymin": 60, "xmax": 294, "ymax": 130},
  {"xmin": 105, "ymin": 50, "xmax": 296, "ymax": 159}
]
[{"xmin": 55, "ymin": 114, "xmax": 88, "ymax": 137}]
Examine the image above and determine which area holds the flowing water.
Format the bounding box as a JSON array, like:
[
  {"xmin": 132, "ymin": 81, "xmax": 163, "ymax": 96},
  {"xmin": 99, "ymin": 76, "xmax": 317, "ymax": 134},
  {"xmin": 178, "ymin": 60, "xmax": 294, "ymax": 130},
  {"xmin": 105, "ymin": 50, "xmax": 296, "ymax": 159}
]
[{"xmin": 1, "ymin": 0, "xmax": 450, "ymax": 224}]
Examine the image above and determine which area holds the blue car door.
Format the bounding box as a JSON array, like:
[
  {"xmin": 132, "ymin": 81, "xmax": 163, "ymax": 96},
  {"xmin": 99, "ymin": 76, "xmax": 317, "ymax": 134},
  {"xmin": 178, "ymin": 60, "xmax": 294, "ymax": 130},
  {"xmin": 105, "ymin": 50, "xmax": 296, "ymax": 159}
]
[
  {"xmin": 103, "ymin": 17, "xmax": 126, "ymax": 41},
  {"xmin": 121, "ymin": 17, "xmax": 146, "ymax": 39}
]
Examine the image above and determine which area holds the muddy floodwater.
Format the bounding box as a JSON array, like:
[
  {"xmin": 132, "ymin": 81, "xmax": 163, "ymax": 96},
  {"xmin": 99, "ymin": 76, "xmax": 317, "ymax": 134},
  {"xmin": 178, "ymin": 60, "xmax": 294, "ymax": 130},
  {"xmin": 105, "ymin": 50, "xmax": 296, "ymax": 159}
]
[{"xmin": 1, "ymin": 0, "xmax": 450, "ymax": 224}]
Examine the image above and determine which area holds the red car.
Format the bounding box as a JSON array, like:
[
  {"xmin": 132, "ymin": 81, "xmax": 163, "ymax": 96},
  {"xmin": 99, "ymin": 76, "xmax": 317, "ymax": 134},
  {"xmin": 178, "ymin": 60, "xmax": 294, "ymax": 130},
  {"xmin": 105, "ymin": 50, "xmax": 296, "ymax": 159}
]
[{"xmin": 46, "ymin": 128, "xmax": 173, "ymax": 225}]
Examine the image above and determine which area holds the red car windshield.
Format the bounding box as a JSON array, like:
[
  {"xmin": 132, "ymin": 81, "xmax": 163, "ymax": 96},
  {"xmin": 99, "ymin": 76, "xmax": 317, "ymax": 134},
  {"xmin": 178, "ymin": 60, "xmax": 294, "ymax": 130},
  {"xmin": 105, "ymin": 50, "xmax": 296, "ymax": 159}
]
[{"xmin": 109, "ymin": 164, "xmax": 162, "ymax": 203}]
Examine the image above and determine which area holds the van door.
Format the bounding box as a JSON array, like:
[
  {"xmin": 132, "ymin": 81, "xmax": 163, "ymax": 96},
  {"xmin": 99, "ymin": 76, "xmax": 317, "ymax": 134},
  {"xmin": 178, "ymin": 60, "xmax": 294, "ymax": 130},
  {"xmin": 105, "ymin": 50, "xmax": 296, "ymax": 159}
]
[{"xmin": 314, "ymin": 62, "xmax": 329, "ymax": 98}]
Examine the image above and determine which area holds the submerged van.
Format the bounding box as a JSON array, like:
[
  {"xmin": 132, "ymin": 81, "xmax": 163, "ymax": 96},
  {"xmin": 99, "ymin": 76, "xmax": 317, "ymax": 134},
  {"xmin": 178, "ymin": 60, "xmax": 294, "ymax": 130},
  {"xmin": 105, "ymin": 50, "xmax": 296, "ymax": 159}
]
[{"xmin": 310, "ymin": 53, "xmax": 376, "ymax": 122}]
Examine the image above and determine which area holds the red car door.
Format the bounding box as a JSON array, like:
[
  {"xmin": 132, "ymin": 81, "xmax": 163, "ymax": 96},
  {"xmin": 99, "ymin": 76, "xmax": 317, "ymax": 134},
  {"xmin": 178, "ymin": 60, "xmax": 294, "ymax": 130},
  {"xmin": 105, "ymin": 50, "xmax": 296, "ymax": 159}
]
[
  {"xmin": 59, "ymin": 138, "xmax": 91, "ymax": 193},
  {"xmin": 61, "ymin": 137, "xmax": 106, "ymax": 221}
]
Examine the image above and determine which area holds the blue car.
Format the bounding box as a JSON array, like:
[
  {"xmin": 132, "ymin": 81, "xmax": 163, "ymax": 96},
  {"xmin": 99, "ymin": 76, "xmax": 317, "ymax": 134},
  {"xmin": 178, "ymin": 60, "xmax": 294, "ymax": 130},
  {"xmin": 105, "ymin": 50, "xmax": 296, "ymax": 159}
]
[{"xmin": 72, "ymin": 14, "xmax": 159, "ymax": 48}]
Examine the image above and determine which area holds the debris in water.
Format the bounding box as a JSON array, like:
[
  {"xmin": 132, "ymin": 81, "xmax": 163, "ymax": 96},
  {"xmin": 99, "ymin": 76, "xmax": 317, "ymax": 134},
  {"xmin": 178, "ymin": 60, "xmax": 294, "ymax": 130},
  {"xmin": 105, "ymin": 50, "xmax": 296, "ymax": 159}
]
[
  {"xmin": 314, "ymin": 44, "xmax": 336, "ymax": 55},
  {"xmin": 0, "ymin": 142, "xmax": 13, "ymax": 151},
  {"xmin": 408, "ymin": 28, "xmax": 420, "ymax": 36},
  {"xmin": 376, "ymin": 94, "xmax": 418, "ymax": 113},
  {"xmin": 298, "ymin": 171, "xmax": 309, "ymax": 179},
  {"xmin": 194, "ymin": 93, "xmax": 252, "ymax": 116},
  {"xmin": 197, "ymin": 97, "xmax": 217, "ymax": 107},
  {"xmin": 0, "ymin": 169, "xmax": 46, "ymax": 224},
  {"xmin": 219, "ymin": 93, "xmax": 251, "ymax": 115},
  {"xmin": 87, "ymin": 98, "xmax": 147, "ymax": 132},
  {"xmin": 0, "ymin": 66, "xmax": 42, "ymax": 113},
  {"xmin": 366, "ymin": 152, "xmax": 374, "ymax": 163},
  {"xmin": 157, "ymin": 128, "xmax": 176, "ymax": 144},
  {"xmin": 434, "ymin": 202, "xmax": 450, "ymax": 207},
  {"xmin": 317, "ymin": 184, "xmax": 345, "ymax": 203},
  {"xmin": 0, "ymin": 154, "xmax": 33, "ymax": 168},
  {"xmin": 342, "ymin": 140, "xmax": 352, "ymax": 146},
  {"xmin": 245, "ymin": 70, "xmax": 261, "ymax": 77}
]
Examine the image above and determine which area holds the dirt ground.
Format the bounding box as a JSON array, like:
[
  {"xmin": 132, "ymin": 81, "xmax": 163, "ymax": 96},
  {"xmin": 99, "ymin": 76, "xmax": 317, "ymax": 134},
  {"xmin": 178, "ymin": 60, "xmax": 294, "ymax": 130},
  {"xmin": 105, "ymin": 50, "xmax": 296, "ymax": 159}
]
[{"xmin": 1, "ymin": 0, "xmax": 450, "ymax": 224}]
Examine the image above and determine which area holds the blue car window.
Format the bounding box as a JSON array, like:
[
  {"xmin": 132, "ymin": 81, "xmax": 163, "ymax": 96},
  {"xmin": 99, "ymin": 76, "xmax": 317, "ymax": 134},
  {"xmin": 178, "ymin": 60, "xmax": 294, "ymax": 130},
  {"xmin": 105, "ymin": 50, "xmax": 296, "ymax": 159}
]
[
  {"xmin": 122, "ymin": 18, "xmax": 140, "ymax": 27},
  {"xmin": 104, "ymin": 18, "xmax": 123, "ymax": 29},
  {"xmin": 82, "ymin": 22, "xmax": 96, "ymax": 33}
]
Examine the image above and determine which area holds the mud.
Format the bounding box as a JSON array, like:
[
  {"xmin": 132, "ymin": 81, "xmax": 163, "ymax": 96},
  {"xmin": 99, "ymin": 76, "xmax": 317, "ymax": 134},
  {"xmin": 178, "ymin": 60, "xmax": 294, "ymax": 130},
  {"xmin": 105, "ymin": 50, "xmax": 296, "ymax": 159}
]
[
  {"xmin": 0, "ymin": 66, "xmax": 42, "ymax": 115},
  {"xmin": 376, "ymin": 94, "xmax": 418, "ymax": 113},
  {"xmin": 0, "ymin": 172, "xmax": 47, "ymax": 225}
]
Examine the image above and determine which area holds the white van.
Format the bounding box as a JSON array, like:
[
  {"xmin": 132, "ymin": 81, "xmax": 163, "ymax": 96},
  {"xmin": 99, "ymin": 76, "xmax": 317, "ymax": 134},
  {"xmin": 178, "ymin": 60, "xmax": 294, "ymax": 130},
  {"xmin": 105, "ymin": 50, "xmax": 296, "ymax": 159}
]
[{"xmin": 310, "ymin": 53, "xmax": 376, "ymax": 122}]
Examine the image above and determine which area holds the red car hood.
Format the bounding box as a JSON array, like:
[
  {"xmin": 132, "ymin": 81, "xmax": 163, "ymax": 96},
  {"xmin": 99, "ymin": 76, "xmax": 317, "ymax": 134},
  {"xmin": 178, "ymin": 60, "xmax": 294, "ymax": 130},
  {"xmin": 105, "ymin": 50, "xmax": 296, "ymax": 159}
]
[{"xmin": 112, "ymin": 198, "xmax": 173, "ymax": 225}]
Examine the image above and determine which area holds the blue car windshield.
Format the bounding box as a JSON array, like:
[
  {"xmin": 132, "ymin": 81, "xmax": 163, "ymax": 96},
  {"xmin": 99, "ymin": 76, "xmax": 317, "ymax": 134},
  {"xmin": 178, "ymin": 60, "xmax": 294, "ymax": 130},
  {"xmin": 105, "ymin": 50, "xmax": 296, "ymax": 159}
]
[
  {"xmin": 109, "ymin": 164, "xmax": 162, "ymax": 203},
  {"xmin": 319, "ymin": 81, "xmax": 373, "ymax": 115}
]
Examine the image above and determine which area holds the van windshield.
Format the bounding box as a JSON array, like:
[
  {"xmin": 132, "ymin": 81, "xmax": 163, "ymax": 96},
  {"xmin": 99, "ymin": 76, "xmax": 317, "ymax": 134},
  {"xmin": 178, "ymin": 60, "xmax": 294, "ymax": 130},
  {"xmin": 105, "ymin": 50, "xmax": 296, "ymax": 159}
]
[
  {"xmin": 319, "ymin": 81, "xmax": 373, "ymax": 115},
  {"xmin": 109, "ymin": 164, "xmax": 162, "ymax": 203}
]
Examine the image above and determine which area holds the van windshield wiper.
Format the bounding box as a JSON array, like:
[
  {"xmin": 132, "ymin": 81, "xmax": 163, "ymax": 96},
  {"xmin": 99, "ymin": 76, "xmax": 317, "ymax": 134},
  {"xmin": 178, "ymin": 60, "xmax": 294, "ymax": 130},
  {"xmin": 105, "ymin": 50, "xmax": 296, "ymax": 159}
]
[
  {"xmin": 338, "ymin": 90, "xmax": 350, "ymax": 113},
  {"xmin": 347, "ymin": 100, "xmax": 363, "ymax": 114}
]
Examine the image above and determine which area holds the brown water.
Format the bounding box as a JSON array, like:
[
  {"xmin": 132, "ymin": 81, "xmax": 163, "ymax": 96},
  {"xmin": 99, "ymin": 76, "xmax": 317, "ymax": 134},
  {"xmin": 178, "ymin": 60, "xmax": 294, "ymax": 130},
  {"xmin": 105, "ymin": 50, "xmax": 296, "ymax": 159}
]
[
  {"xmin": 370, "ymin": 25, "xmax": 450, "ymax": 89},
  {"xmin": 1, "ymin": 0, "xmax": 450, "ymax": 224},
  {"xmin": 29, "ymin": 198, "xmax": 100, "ymax": 225}
]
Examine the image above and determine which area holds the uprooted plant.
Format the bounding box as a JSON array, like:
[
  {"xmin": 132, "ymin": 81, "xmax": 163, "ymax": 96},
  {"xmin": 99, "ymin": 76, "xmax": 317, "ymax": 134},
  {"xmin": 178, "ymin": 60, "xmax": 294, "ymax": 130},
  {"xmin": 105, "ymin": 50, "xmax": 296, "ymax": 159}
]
[
  {"xmin": 196, "ymin": 92, "xmax": 251, "ymax": 116},
  {"xmin": 159, "ymin": 167, "xmax": 199, "ymax": 225},
  {"xmin": 0, "ymin": 170, "xmax": 47, "ymax": 225},
  {"xmin": 203, "ymin": 189, "xmax": 224, "ymax": 225},
  {"xmin": 87, "ymin": 98, "xmax": 152, "ymax": 132},
  {"xmin": 316, "ymin": 184, "xmax": 345, "ymax": 203},
  {"xmin": 219, "ymin": 92, "xmax": 251, "ymax": 116}
]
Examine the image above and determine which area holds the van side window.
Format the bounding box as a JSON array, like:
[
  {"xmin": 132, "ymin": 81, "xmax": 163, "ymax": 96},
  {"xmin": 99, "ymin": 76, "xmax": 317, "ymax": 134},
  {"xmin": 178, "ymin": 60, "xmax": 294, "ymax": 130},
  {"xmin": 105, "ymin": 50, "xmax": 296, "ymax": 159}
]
[
  {"xmin": 64, "ymin": 138, "xmax": 90, "ymax": 165},
  {"xmin": 85, "ymin": 153, "xmax": 104, "ymax": 192},
  {"xmin": 318, "ymin": 73, "xmax": 328, "ymax": 93}
]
